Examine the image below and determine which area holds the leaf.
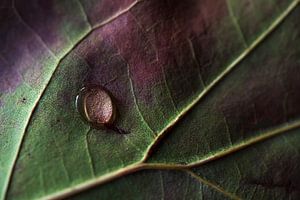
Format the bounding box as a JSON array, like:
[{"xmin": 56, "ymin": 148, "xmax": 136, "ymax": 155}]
[{"xmin": 0, "ymin": 0, "xmax": 300, "ymax": 199}]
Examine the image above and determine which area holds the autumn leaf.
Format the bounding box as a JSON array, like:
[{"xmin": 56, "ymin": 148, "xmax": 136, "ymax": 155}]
[{"xmin": 1, "ymin": 0, "xmax": 300, "ymax": 199}]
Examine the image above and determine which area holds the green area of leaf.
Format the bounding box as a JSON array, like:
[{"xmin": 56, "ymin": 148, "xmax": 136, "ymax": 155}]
[{"xmin": 0, "ymin": 0, "xmax": 299, "ymax": 199}]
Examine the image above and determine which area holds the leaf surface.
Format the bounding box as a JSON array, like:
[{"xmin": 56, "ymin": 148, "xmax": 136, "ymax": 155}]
[{"xmin": 0, "ymin": 0, "xmax": 300, "ymax": 199}]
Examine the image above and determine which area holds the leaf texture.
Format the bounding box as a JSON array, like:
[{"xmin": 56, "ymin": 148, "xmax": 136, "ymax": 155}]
[{"xmin": 0, "ymin": 0, "xmax": 300, "ymax": 199}]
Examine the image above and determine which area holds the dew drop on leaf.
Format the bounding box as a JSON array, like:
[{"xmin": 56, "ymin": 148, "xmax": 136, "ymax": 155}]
[{"xmin": 76, "ymin": 85, "xmax": 116, "ymax": 128}]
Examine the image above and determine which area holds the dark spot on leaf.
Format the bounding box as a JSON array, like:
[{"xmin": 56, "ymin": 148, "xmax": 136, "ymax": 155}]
[{"xmin": 21, "ymin": 97, "xmax": 26, "ymax": 103}]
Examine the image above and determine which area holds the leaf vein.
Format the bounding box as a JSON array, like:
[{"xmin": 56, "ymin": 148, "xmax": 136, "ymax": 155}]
[
  {"xmin": 11, "ymin": 0, "xmax": 57, "ymax": 59},
  {"xmin": 187, "ymin": 38, "xmax": 206, "ymax": 88},
  {"xmin": 142, "ymin": 0, "xmax": 299, "ymax": 162},
  {"xmin": 185, "ymin": 169, "xmax": 241, "ymax": 200},
  {"xmin": 85, "ymin": 128, "xmax": 96, "ymax": 177},
  {"xmin": 226, "ymin": 0, "xmax": 248, "ymax": 47},
  {"xmin": 5, "ymin": 1, "xmax": 299, "ymax": 199},
  {"xmin": 127, "ymin": 64, "xmax": 156, "ymax": 136},
  {"xmin": 76, "ymin": 0, "xmax": 92, "ymax": 29},
  {"xmin": 3, "ymin": 0, "xmax": 144, "ymax": 198},
  {"xmin": 41, "ymin": 114, "xmax": 300, "ymax": 200}
]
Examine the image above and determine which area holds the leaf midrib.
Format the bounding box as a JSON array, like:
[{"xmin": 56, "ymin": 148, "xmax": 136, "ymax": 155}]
[
  {"xmin": 5, "ymin": 0, "xmax": 299, "ymax": 199},
  {"xmin": 44, "ymin": 1, "xmax": 300, "ymax": 199},
  {"xmin": 186, "ymin": 170, "xmax": 241, "ymax": 200},
  {"xmin": 45, "ymin": 117, "xmax": 300, "ymax": 200}
]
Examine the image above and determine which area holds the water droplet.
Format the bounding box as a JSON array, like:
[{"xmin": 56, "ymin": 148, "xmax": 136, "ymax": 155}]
[{"xmin": 76, "ymin": 85, "xmax": 116, "ymax": 128}]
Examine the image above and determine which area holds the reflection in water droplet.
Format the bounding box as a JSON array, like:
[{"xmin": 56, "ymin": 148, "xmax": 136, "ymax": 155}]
[{"xmin": 76, "ymin": 85, "xmax": 116, "ymax": 128}]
